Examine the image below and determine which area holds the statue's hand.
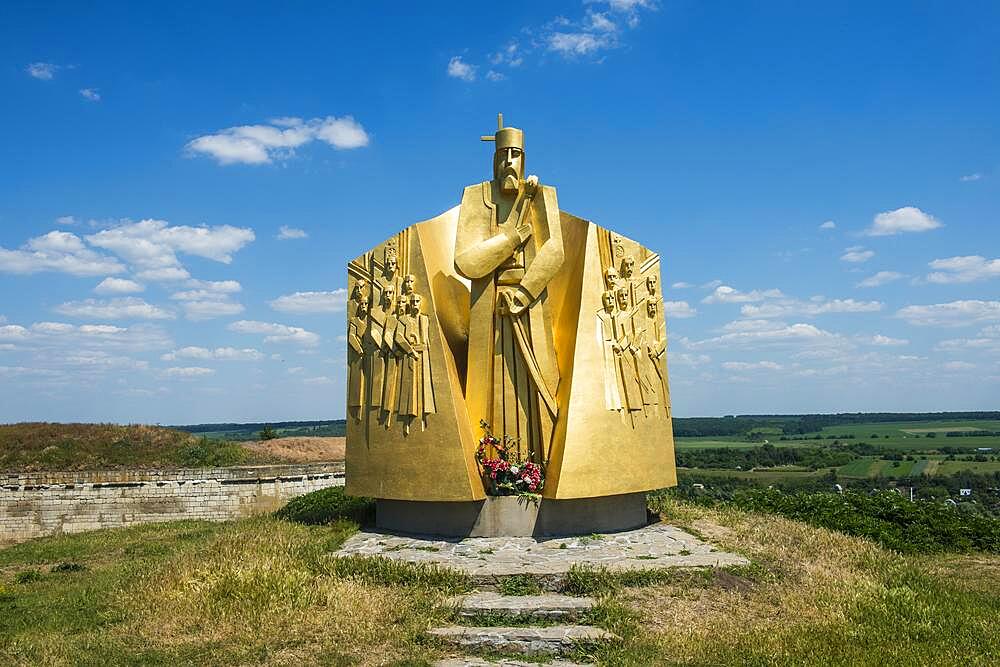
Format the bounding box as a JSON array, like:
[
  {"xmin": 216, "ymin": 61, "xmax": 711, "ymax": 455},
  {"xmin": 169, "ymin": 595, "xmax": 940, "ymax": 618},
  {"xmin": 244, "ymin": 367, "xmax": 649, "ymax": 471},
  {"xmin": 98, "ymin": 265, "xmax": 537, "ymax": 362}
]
[
  {"xmin": 497, "ymin": 287, "xmax": 530, "ymax": 316},
  {"xmin": 524, "ymin": 175, "xmax": 539, "ymax": 197}
]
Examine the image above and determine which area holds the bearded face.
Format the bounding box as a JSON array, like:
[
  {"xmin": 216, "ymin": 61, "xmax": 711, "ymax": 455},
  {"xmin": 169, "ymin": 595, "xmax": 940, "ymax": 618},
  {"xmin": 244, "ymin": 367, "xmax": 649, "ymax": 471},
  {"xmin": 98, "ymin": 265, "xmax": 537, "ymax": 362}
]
[
  {"xmin": 494, "ymin": 147, "xmax": 524, "ymax": 195},
  {"xmin": 602, "ymin": 290, "xmax": 616, "ymax": 312},
  {"xmin": 620, "ymin": 256, "xmax": 635, "ymax": 278},
  {"xmin": 402, "ymin": 274, "xmax": 416, "ymax": 294},
  {"xmin": 647, "ymin": 300, "xmax": 657, "ymax": 317},
  {"xmin": 604, "ymin": 267, "xmax": 619, "ymax": 290},
  {"xmin": 357, "ymin": 294, "xmax": 370, "ymax": 316},
  {"xmin": 385, "ymin": 256, "xmax": 398, "ymax": 276},
  {"xmin": 616, "ymin": 288, "xmax": 630, "ymax": 310},
  {"xmin": 396, "ymin": 296, "xmax": 408, "ymax": 316},
  {"xmin": 353, "ymin": 278, "xmax": 368, "ymax": 299},
  {"xmin": 410, "ymin": 294, "xmax": 422, "ymax": 314},
  {"xmin": 383, "ymin": 285, "xmax": 396, "ymax": 308}
]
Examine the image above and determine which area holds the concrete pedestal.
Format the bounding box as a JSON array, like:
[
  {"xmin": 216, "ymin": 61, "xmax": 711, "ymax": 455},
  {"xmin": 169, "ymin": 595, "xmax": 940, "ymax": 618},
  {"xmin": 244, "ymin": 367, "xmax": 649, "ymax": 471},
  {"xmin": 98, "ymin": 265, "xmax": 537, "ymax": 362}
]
[{"xmin": 375, "ymin": 492, "xmax": 648, "ymax": 537}]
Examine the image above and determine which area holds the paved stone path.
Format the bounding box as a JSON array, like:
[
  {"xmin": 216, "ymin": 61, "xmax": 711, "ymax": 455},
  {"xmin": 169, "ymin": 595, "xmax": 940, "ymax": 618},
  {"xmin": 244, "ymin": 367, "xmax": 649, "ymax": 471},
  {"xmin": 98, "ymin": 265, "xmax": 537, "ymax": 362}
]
[
  {"xmin": 449, "ymin": 592, "xmax": 595, "ymax": 620},
  {"xmin": 428, "ymin": 625, "xmax": 616, "ymax": 655},
  {"xmin": 434, "ymin": 659, "xmax": 592, "ymax": 667},
  {"xmin": 335, "ymin": 522, "xmax": 748, "ymax": 580}
]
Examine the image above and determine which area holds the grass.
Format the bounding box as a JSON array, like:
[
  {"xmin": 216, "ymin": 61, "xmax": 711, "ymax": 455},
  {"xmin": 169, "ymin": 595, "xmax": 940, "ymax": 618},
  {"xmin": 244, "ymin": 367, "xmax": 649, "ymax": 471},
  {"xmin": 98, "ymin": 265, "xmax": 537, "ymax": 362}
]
[{"xmin": 2, "ymin": 496, "xmax": 999, "ymax": 665}]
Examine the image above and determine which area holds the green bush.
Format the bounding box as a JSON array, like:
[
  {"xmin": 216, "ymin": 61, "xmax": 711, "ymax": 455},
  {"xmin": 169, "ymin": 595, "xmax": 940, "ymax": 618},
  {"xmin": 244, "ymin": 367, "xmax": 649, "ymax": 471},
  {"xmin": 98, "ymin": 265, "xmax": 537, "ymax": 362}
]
[
  {"xmin": 14, "ymin": 569, "xmax": 44, "ymax": 584},
  {"xmin": 275, "ymin": 486, "xmax": 375, "ymax": 526},
  {"xmin": 733, "ymin": 489, "xmax": 1000, "ymax": 554},
  {"xmin": 172, "ymin": 437, "xmax": 249, "ymax": 468}
]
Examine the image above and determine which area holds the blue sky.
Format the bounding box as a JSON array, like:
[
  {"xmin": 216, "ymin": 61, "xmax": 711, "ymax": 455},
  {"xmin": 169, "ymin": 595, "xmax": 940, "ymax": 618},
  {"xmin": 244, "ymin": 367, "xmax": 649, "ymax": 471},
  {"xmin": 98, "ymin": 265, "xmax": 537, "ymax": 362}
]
[{"xmin": 1, "ymin": 1, "xmax": 998, "ymax": 423}]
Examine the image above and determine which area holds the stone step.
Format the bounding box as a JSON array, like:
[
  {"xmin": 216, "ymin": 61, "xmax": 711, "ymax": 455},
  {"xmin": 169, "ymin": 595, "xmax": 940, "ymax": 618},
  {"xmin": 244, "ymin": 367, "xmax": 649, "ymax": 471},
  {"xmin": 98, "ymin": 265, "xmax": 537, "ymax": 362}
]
[
  {"xmin": 427, "ymin": 625, "xmax": 618, "ymax": 656},
  {"xmin": 434, "ymin": 658, "xmax": 594, "ymax": 667},
  {"xmin": 448, "ymin": 592, "xmax": 596, "ymax": 620}
]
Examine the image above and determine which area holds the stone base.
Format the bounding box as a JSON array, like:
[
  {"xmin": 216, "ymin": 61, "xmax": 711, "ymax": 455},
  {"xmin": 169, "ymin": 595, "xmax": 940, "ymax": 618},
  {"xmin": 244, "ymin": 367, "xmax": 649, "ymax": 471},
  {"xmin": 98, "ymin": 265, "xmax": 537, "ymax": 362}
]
[{"xmin": 375, "ymin": 492, "xmax": 648, "ymax": 537}]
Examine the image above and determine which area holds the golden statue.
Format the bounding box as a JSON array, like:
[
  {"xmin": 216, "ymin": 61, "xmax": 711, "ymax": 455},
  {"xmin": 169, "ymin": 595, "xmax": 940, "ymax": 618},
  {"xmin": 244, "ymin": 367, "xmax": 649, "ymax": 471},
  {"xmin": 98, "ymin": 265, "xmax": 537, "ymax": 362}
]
[
  {"xmin": 346, "ymin": 115, "xmax": 677, "ymax": 534},
  {"xmin": 455, "ymin": 115, "xmax": 563, "ymax": 466}
]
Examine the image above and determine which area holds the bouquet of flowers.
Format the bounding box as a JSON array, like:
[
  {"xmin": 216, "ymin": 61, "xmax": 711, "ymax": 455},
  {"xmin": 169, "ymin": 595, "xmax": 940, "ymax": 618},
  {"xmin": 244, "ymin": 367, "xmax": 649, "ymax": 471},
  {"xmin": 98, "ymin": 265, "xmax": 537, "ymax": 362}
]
[{"xmin": 475, "ymin": 420, "xmax": 545, "ymax": 496}]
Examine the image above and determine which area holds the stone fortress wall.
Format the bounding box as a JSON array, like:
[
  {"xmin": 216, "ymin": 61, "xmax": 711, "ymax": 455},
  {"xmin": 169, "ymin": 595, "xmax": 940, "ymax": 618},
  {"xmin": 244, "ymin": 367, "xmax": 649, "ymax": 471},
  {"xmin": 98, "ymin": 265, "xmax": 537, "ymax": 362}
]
[{"xmin": 0, "ymin": 462, "xmax": 345, "ymax": 545}]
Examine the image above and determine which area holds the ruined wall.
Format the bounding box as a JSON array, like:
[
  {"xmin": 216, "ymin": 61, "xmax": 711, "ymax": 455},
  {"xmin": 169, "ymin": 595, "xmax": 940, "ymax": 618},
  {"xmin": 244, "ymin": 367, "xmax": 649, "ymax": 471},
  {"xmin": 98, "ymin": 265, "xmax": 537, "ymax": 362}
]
[{"xmin": 0, "ymin": 463, "xmax": 345, "ymax": 545}]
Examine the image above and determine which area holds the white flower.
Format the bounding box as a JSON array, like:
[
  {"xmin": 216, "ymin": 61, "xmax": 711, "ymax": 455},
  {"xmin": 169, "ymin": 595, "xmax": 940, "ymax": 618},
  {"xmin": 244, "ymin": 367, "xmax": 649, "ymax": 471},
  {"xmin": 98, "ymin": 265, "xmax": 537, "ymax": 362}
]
[{"xmin": 510, "ymin": 466, "xmax": 519, "ymax": 475}]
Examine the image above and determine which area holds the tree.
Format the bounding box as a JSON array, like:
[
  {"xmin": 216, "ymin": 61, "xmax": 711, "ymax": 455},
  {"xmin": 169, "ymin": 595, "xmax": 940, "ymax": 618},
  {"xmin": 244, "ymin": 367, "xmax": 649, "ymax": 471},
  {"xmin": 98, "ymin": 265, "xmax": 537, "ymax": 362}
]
[{"xmin": 259, "ymin": 425, "xmax": 278, "ymax": 440}]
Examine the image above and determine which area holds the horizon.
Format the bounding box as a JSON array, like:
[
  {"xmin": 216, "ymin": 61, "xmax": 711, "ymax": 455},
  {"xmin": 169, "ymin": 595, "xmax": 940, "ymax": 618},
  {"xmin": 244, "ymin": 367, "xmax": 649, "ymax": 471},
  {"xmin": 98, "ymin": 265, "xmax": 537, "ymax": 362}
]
[{"xmin": 2, "ymin": 2, "xmax": 998, "ymax": 423}]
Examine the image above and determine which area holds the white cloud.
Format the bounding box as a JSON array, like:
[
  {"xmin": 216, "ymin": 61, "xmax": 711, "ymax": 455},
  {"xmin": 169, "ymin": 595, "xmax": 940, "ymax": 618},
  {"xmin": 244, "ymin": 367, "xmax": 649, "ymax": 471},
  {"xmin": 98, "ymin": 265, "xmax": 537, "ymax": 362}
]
[
  {"xmin": 701, "ymin": 279, "xmax": 723, "ymax": 289},
  {"xmin": 0, "ymin": 325, "xmax": 31, "ymax": 340},
  {"xmin": 740, "ymin": 298, "xmax": 882, "ymax": 319},
  {"xmin": 702, "ymin": 285, "xmax": 784, "ymax": 304},
  {"xmin": 942, "ymin": 361, "xmax": 976, "ymax": 371},
  {"xmin": 935, "ymin": 338, "xmax": 1000, "ymax": 353},
  {"xmin": 840, "ymin": 246, "xmax": 875, "ymax": 263},
  {"xmin": 186, "ymin": 116, "xmax": 369, "ymax": 165},
  {"xmin": 303, "ymin": 376, "xmax": 334, "ymax": 385},
  {"xmin": 896, "ymin": 300, "xmax": 1000, "ymax": 327},
  {"xmin": 26, "ymin": 62, "xmax": 59, "ymax": 80},
  {"xmin": 277, "ymin": 226, "xmax": 308, "ymax": 240},
  {"xmin": 185, "ymin": 279, "xmax": 242, "ymax": 293},
  {"xmin": 135, "ymin": 267, "xmax": 191, "ymax": 282},
  {"xmin": 447, "ymin": 56, "xmax": 477, "ymax": 81},
  {"xmin": 721, "ymin": 361, "xmax": 783, "ymax": 371},
  {"xmin": 925, "ymin": 256, "xmax": 1000, "ymax": 285},
  {"xmin": 869, "ymin": 334, "xmax": 909, "ymax": 346},
  {"xmin": 228, "ymin": 320, "xmax": 320, "ymax": 346},
  {"xmin": 163, "ymin": 366, "xmax": 215, "ymax": 378},
  {"xmin": 54, "ymin": 297, "xmax": 174, "ymax": 320},
  {"xmin": 587, "ymin": 11, "xmax": 617, "ymax": 32},
  {"xmin": 161, "ymin": 346, "xmax": 262, "ymax": 362},
  {"xmin": 865, "ymin": 206, "xmax": 942, "ymax": 236},
  {"xmin": 180, "ymin": 300, "xmax": 245, "ymax": 321},
  {"xmin": 960, "ymin": 173, "xmax": 982, "ymax": 182},
  {"xmin": 489, "ymin": 41, "xmax": 523, "ymax": 67},
  {"xmin": 819, "ymin": 220, "xmax": 836, "ymax": 230},
  {"xmin": 857, "ymin": 271, "xmax": 904, "ymax": 288},
  {"xmin": 79, "ymin": 88, "xmax": 100, "ymax": 102},
  {"xmin": 663, "ymin": 301, "xmax": 696, "ymax": 319},
  {"xmin": 56, "ymin": 216, "xmax": 77, "ymax": 226},
  {"xmin": 485, "ymin": 70, "xmax": 506, "ymax": 82},
  {"xmin": 87, "ymin": 219, "xmax": 255, "ymax": 269},
  {"xmin": 549, "ymin": 31, "xmax": 613, "ymax": 56},
  {"xmin": 671, "ymin": 281, "xmax": 693, "ymax": 289},
  {"xmin": 684, "ymin": 321, "xmax": 843, "ymax": 350},
  {"xmin": 95, "ymin": 277, "xmax": 144, "ymax": 294},
  {"xmin": 269, "ymin": 289, "xmax": 347, "ymax": 314},
  {"xmin": 0, "ymin": 231, "xmax": 125, "ymax": 277}
]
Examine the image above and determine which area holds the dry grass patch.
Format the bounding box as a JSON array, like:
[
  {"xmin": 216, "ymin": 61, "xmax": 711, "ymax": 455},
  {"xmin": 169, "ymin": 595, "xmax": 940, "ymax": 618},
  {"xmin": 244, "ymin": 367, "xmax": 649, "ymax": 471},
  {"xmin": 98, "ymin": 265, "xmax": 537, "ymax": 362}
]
[{"xmin": 120, "ymin": 516, "xmax": 448, "ymax": 665}]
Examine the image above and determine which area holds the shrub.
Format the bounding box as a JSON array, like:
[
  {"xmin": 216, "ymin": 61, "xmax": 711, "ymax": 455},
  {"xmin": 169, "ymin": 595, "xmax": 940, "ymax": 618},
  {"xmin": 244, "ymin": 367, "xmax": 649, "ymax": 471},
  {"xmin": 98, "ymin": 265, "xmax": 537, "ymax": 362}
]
[
  {"xmin": 733, "ymin": 489, "xmax": 1000, "ymax": 554},
  {"xmin": 259, "ymin": 425, "xmax": 278, "ymax": 440},
  {"xmin": 275, "ymin": 486, "xmax": 375, "ymax": 526},
  {"xmin": 173, "ymin": 437, "xmax": 249, "ymax": 468},
  {"xmin": 14, "ymin": 569, "xmax": 44, "ymax": 584},
  {"xmin": 50, "ymin": 562, "xmax": 86, "ymax": 573}
]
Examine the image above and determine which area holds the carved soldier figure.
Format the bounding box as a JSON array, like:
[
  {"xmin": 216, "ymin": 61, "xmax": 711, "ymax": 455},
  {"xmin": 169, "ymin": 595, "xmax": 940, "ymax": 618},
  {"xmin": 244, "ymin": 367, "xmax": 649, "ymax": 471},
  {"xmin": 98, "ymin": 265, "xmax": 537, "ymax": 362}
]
[
  {"xmin": 645, "ymin": 299, "xmax": 670, "ymax": 412},
  {"xmin": 347, "ymin": 293, "xmax": 370, "ymax": 421},
  {"xmin": 366, "ymin": 283, "xmax": 394, "ymax": 413},
  {"xmin": 383, "ymin": 294, "xmax": 408, "ymax": 428},
  {"xmin": 455, "ymin": 114, "xmax": 564, "ymax": 463},
  {"xmin": 396, "ymin": 293, "xmax": 435, "ymax": 433},
  {"xmin": 596, "ymin": 290, "xmax": 624, "ymax": 411},
  {"xmin": 613, "ymin": 286, "xmax": 644, "ymax": 417}
]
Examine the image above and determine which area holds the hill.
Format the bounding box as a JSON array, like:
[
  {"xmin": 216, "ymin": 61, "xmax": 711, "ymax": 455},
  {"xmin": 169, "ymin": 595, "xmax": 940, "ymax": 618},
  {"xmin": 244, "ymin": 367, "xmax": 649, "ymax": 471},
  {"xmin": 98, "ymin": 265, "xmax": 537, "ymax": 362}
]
[
  {"xmin": 0, "ymin": 423, "xmax": 265, "ymax": 472},
  {"xmin": 1, "ymin": 491, "xmax": 997, "ymax": 664}
]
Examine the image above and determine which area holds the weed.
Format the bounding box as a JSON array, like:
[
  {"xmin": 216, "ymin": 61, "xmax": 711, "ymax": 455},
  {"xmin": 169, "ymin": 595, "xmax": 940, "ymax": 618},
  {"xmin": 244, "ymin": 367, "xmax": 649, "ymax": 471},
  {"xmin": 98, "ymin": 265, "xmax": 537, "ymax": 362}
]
[
  {"xmin": 14, "ymin": 569, "xmax": 44, "ymax": 584},
  {"xmin": 496, "ymin": 574, "xmax": 543, "ymax": 596}
]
